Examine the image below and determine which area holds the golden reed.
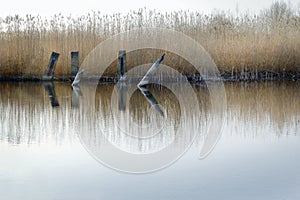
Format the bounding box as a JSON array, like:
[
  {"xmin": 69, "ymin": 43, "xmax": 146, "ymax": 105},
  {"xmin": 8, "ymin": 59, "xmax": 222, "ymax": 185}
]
[{"xmin": 0, "ymin": 2, "xmax": 299, "ymax": 76}]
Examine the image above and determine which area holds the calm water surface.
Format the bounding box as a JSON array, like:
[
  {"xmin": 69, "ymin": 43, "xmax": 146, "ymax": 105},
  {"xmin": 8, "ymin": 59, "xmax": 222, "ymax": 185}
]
[{"xmin": 0, "ymin": 81, "xmax": 299, "ymax": 200}]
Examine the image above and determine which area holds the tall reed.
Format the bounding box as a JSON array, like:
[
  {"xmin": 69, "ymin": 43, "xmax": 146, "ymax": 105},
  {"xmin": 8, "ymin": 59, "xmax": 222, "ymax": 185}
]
[{"xmin": 0, "ymin": 2, "xmax": 299, "ymax": 76}]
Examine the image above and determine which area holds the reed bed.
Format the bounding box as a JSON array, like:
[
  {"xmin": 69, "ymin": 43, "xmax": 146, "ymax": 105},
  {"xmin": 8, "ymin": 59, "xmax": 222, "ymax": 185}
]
[{"xmin": 0, "ymin": 1, "xmax": 299, "ymax": 76}]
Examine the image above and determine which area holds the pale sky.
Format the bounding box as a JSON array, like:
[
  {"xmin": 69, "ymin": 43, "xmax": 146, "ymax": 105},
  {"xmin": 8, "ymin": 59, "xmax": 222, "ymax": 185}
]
[{"xmin": 0, "ymin": 0, "xmax": 299, "ymax": 17}]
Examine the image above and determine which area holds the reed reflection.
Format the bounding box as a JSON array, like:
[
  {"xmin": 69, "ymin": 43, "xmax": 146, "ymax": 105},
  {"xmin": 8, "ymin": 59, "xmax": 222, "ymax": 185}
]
[
  {"xmin": 0, "ymin": 82, "xmax": 77, "ymax": 145},
  {"xmin": 88, "ymin": 83, "xmax": 191, "ymax": 154},
  {"xmin": 0, "ymin": 81, "xmax": 299, "ymax": 148}
]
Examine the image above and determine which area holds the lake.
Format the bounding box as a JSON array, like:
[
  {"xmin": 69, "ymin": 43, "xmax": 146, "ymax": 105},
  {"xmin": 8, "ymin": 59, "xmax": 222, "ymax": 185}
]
[{"xmin": 0, "ymin": 81, "xmax": 299, "ymax": 200}]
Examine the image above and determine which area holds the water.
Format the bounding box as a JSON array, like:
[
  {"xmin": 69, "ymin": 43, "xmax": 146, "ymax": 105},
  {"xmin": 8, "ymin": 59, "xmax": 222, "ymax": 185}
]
[{"xmin": 0, "ymin": 81, "xmax": 299, "ymax": 200}]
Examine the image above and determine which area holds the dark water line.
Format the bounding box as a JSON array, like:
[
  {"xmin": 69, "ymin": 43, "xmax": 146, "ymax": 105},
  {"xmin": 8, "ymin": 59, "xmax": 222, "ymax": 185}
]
[{"xmin": 1, "ymin": 71, "xmax": 300, "ymax": 82}]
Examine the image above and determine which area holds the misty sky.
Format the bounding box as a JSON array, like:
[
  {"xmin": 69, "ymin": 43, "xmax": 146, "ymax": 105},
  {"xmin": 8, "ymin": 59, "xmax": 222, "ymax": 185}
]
[{"xmin": 0, "ymin": 0, "xmax": 299, "ymax": 17}]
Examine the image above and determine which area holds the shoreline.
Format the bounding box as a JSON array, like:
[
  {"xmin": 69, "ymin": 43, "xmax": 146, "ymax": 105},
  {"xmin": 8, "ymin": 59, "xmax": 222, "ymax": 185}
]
[{"xmin": 0, "ymin": 71, "xmax": 299, "ymax": 83}]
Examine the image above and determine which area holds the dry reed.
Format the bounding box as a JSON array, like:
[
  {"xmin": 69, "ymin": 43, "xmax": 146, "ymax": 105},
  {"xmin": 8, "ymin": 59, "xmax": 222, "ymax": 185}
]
[{"xmin": 0, "ymin": 2, "xmax": 299, "ymax": 76}]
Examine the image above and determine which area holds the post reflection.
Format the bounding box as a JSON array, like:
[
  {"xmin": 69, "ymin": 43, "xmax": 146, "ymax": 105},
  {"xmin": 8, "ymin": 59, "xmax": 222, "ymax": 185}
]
[
  {"xmin": 117, "ymin": 81, "xmax": 127, "ymax": 111},
  {"xmin": 138, "ymin": 85, "xmax": 164, "ymax": 118},
  {"xmin": 71, "ymin": 85, "xmax": 83, "ymax": 108},
  {"xmin": 43, "ymin": 82, "xmax": 59, "ymax": 107}
]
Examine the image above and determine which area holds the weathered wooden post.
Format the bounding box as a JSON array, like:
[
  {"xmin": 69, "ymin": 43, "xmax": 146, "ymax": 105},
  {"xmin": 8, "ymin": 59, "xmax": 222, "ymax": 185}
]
[
  {"xmin": 71, "ymin": 51, "xmax": 79, "ymax": 78},
  {"xmin": 118, "ymin": 50, "xmax": 126, "ymax": 79},
  {"xmin": 43, "ymin": 82, "xmax": 59, "ymax": 107},
  {"xmin": 43, "ymin": 52, "xmax": 60, "ymax": 80}
]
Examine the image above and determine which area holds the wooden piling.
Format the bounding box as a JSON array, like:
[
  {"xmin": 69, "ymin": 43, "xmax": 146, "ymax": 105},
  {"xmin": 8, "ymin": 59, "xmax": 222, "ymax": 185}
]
[
  {"xmin": 43, "ymin": 52, "xmax": 60, "ymax": 80},
  {"xmin": 71, "ymin": 51, "xmax": 79, "ymax": 78},
  {"xmin": 118, "ymin": 50, "xmax": 126, "ymax": 79}
]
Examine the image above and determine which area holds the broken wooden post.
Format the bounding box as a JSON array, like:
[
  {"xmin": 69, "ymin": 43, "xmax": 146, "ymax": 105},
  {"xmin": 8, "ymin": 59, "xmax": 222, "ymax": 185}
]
[
  {"xmin": 137, "ymin": 53, "xmax": 165, "ymax": 87},
  {"xmin": 43, "ymin": 52, "xmax": 60, "ymax": 80},
  {"xmin": 118, "ymin": 50, "xmax": 126, "ymax": 79},
  {"xmin": 71, "ymin": 51, "xmax": 79, "ymax": 78}
]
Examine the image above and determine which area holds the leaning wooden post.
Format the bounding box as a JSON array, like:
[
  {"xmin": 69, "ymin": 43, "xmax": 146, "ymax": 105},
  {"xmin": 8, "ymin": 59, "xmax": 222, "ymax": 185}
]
[
  {"xmin": 71, "ymin": 51, "xmax": 79, "ymax": 78},
  {"xmin": 118, "ymin": 50, "xmax": 126, "ymax": 79},
  {"xmin": 43, "ymin": 52, "xmax": 60, "ymax": 80}
]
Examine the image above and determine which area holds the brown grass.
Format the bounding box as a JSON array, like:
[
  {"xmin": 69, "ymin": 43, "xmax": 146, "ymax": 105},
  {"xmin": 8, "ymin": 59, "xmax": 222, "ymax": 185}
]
[{"xmin": 0, "ymin": 2, "xmax": 300, "ymax": 76}]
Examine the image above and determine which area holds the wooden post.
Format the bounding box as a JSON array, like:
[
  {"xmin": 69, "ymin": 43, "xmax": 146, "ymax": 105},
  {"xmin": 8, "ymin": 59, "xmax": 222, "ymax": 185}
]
[
  {"xmin": 43, "ymin": 52, "xmax": 59, "ymax": 80},
  {"xmin": 118, "ymin": 50, "xmax": 126, "ymax": 79},
  {"xmin": 71, "ymin": 51, "xmax": 79, "ymax": 78}
]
